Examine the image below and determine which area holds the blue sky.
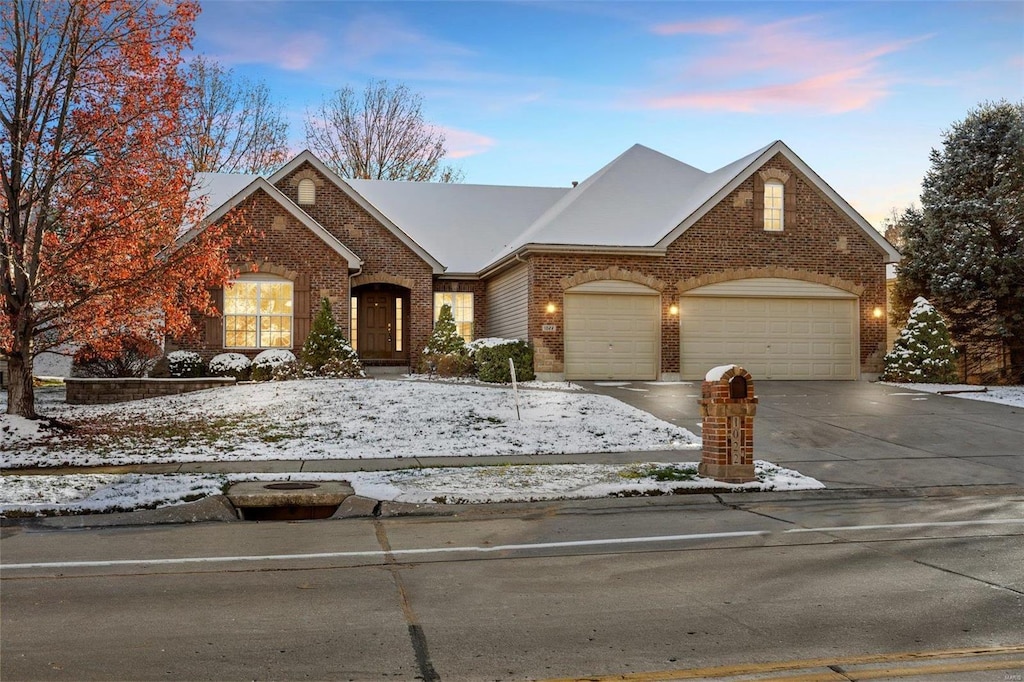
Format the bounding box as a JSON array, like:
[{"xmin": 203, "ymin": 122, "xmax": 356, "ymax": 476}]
[{"xmin": 191, "ymin": 1, "xmax": 1023, "ymax": 230}]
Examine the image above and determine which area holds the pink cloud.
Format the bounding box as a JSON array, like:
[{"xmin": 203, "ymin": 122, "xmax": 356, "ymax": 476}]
[
  {"xmin": 436, "ymin": 127, "xmax": 497, "ymax": 159},
  {"xmin": 648, "ymin": 67, "xmax": 889, "ymax": 114},
  {"xmin": 645, "ymin": 14, "xmax": 929, "ymax": 114}
]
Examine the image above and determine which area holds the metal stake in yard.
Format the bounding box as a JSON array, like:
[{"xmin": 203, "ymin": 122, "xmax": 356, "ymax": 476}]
[{"xmin": 509, "ymin": 358, "xmax": 521, "ymax": 421}]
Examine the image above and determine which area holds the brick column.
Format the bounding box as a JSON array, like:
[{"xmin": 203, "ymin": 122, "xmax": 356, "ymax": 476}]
[{"xmin": 698, "ymin": 365, "xmax": 757, "ymax": 483}]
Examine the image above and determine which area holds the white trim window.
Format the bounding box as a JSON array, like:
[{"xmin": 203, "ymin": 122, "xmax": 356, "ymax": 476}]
[
  {"xmin": 764, "ymin": 180, "xmax": 784, "ymax": 231},
  {"xmin": 433, "ymin": 292, "xmax": 474, "ymax": 342},
  {"xmin": 224, "ymin": 278, "xmax": 294, "ymax": 349}
]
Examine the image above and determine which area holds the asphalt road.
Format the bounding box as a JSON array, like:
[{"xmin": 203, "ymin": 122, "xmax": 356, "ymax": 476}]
[{"xmin": 3, "ymin": 490, "xmax": 1023, "ymax": 681}]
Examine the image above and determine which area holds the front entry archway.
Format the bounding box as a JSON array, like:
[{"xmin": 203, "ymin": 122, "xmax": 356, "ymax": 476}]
[{"xmin": 352, "ymin": 284, "xmax": 410, "ymax": 364}]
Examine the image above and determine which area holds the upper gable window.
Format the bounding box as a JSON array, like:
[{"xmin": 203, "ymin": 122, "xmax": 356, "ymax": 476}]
[
  {"xmin": 764, "ymin": 180, "xmax": 784, "ymax": 232},
  {"xmin": 297, "ymin": 178, "xmax": 316, "ymax": 205}
]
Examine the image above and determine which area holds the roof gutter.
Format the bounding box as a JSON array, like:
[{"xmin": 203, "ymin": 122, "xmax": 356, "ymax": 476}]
[{"xmin": 476, "ymin": 243, "xmax": 666, "ymax": 280}]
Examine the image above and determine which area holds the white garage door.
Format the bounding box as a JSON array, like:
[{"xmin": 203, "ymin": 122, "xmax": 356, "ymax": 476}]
[
  {"xmin": 680, "ymin": 278, "xmax": 858, "ymax": 380},
  {"xmin": 564, "ymin": 282, "xmax": 660, "ymax": 380}
]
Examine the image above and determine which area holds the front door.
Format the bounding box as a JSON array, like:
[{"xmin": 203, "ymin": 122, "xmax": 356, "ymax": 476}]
[{"xmin": 357, "ymin": 289, "xmax": 408, "ymax": 361}]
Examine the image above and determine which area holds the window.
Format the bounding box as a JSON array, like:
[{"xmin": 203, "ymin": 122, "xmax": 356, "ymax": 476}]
[
  {"xmin": 350, "ymin": 296, "xmax": 358, "ymax": 351},
  {"xmin": 224, "ymin": 279, "xmax": 293, "ymax": 349},
  {"xmin": 297, "ymin": 178, "xmax": 315, "ymax": 205},
  {"xmin": 395, "ymin": 298, "xmax": 403, "ymax": 352},
  {"xmin": 433, "ymin": 292, "xmax": 474, "ymax": 341},
  {"xmin": 764, "ymin": 180, "xmax": 784, "ymax": 231}
]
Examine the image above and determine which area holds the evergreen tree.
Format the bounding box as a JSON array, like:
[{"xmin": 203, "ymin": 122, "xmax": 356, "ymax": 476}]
[
  {"xmin": 882, "ymin": 297, "xmax": 959, "ymax": 383},
  {"xmin": 894, "ymin": 100, "xmax": 1024, "ymax": 381},
  {"xmin": 423, "ymin": 304, "xmax": 466, "ymax": 355},
  {"xmin": 301, "ymin": 298, "xmax": 358, "ymax": 373}
]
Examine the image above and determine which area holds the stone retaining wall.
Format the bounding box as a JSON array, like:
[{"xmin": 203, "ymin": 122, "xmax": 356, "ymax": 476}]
[{"xmin": 65, "ymin": 377, "xmax": 236, "ymax": 405}]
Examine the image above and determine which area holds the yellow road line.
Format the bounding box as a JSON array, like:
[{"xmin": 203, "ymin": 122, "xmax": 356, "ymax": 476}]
[{"xmin": 542, "ymin": 644, "xmax": 1024, "ymax": 682}]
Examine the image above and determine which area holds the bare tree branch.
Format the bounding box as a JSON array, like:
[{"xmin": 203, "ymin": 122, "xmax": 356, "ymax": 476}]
[{"xmin": 304, "ymin": 80, "xmax": 463, "ymax": 182}]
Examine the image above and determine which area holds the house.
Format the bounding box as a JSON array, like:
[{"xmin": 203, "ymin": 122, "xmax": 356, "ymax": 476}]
[{"xmin": 173, "ymin": 141, "xmax": 900, "ymax": 381}]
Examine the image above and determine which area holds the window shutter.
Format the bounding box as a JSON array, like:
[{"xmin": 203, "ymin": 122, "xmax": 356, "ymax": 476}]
[
  {"xmin": 784, "ymin": 176, "xmax": 797, "ymax": 213},
  {"xmin": 752, "ymin": 174, "xmax": 764, "ymax": 229},
  {"xmin": 205, "ymin": 287, "xmax": 224, "ymax": 348},
  {"xmin": 293, "ymin": 274, "xmax": 311, "ymax": 349}
]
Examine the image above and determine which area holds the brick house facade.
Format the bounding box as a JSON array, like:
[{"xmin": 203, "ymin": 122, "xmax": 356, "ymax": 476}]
[{"xmin": 175, "ymin": 142, "xmax": 899, "ymax": 381}]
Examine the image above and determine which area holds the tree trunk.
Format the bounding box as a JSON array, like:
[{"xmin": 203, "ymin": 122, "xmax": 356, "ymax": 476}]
[{"xmin": 6, "ymin": 351, "xmax": 37, "ymax": 419}]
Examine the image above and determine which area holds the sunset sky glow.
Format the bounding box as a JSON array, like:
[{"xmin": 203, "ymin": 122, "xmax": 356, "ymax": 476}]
[{"xmin": 191, "ymin": 0, "xmax": 1024, "ymax": 229}]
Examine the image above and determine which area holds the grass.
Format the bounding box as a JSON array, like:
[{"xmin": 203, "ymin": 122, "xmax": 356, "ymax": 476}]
[{"xmin": 620, "ymin": 463, "xmax": 699, "ymax": 482}]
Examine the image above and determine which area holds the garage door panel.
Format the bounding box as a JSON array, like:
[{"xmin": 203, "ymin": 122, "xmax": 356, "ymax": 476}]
[
  {"xmin": 565, "ymin": 293, "xmax": 659, "ymax": 380},
  {"xmin": 680, "ymin": 295, "xmax": 857, "ymax": 380}
]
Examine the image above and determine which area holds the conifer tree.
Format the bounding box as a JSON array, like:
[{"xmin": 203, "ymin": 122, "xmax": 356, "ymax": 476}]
[
  {"xmin": 882, "ymin": 297, "xmax": 959, "ymax": 383},
  {"xmin": 301, "ymin": 298, "xmax": 358, "ymax": 373},
  {"xmin": 424, "ymin": 304, "xmax": 466, "ymax": 355}
]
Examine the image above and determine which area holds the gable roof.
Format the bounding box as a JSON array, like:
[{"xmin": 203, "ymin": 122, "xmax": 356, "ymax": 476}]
[
  {"xmin": 346, "ymin": 179, "xmax": 567, "ymax": 274},
  {"xmin": 180, "ymin": 176, "xmax": 363, "ymax": 269},
  {"xmin": 188, "ymin": 143, "xmax": 899, "ymax": 277},
  {"xmin": 267, "ymin": 151, "xmax": 446, "ymax": 273}
]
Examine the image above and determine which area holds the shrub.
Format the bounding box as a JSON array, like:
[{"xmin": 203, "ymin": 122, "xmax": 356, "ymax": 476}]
[
  {"xmin": 423, "ymin": 303, "xmax": 466, "ymax": 356},
  {"xmin": 419, "ymin": 352, "xmax": 475, "ymax": 377},
  {"xmin": 270, "ymin": 359, "xmax": 306, "ymax": 381},
  {"xmin": 209, "ymin": 352, "xmax": 252, "ymax": 381},
  {"xmin": 300, "ymin": 298, "xmax": 363, "ymax": 378},
  {"xmin": 320, "ymin": 356, "xmax": 365, "ymax": 378},
  {"xmin": 882, "ymin": 297, "xmax": 959, "ymax": 383},
  {"xmin": 251, "ymin": 349, "xmax": 297, "ymax": 382},
  {"xmin": 72, "ymin": 334, "xmax": 161, "ymax": 378},
  {"xmin": 468, "ymin": 338, "xmax": 535, "ymax": 383},
  {"xmin": 166, "ymin": 350, "xmax": 206, "ymax": 378}
]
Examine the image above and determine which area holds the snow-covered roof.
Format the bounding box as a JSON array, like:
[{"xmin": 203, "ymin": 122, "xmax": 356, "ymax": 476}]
[
  {"xmin": 189, "ymin": 142, "xmax": 899, "ymax": 275},
  {"xmin": 492, "ymin": 144, "xmax": 754, "ymax": 260},
  {"xmin": 345, "ymin": 179, "xmax": 567, "ymax": 273},
  {"xmin": 190, "ymin": 173, "xmax": 259, "ymax": 222}
]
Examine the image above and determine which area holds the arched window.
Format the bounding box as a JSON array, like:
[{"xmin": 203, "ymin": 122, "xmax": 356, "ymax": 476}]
[
  {"xmin": 764, "ymin": 180, "xmax": 784, "ymax": 231},
  {"xmin": 297, "ymin": 178, "xmax": 315, "ymax": 205}
]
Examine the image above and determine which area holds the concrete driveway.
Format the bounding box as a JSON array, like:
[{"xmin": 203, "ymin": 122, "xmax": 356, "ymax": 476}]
[{"xmin": 580, "ymin": 380, "xmax": 1024, "ymax": 490}]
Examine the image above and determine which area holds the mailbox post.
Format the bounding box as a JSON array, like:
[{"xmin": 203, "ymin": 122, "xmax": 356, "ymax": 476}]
[{"xmin": 698, "ymin": 365, "xmax": 757, "ymax": 483}]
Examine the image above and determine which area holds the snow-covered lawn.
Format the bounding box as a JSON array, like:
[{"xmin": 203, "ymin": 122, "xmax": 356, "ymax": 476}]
[
  {"xmin": 880, "ymin": 382, "xmax": 1024, "ymax": 408},
  {"xmin": 0, "ymin": 378, "xmax": 699, "ymax": 469},
  {"xmin": 0, "ymin": 461, "xmax": 824, "ymax": 516}
]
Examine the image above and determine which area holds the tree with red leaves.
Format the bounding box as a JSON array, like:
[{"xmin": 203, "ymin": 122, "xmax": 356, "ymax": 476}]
[{"xmin": 1, "ymin": 0, "xmax": 235, "ymax": 418}]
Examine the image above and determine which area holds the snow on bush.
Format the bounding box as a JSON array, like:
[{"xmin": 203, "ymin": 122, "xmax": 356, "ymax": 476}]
[
  {"xmin": 420, "ymin": 303, "xmax": 471, "ymax": 376},
  {"xmin": 251, "ymin": 349, "xmax": 297, "ymax": 382},
  {"xmin": 209, "ymin": 353, "xmax": 252, "ymax": 381},
  {"xmin": 468, "ymin": 338, "xmax": 535, "ymax": 383},
  {"xmin": 166, "ymin": 350, "xmax": 205, "ymax": 378},
  {"xmin": 301, "ymin": 298, "xmax": 363, "ymax": 378},
  {"xmin": 882, "ymin": 297, "xmax": 958, "ymax": 383}
]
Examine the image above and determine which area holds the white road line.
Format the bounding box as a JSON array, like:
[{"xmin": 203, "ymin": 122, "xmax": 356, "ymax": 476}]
[{"xmin": 2, "ymin": 519, "xmax": 1022, "ymax": 572}]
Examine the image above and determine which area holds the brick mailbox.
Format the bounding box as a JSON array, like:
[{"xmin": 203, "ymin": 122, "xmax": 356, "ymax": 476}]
[{"xmin": 699, "ymin": 365, "xmax": 758, "ymax": 483}]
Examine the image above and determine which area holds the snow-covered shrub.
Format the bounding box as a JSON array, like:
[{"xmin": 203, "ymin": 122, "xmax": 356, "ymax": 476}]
[
  {"xmin": 270, "ymin": 360, "xmax": 306, "ymax": 381},
  {"xmin": 320, "ymin": 356, "xmax": 365, "ymax": 378},
  {"xmin": 423, "ymin": 304, "xmax": 466, "ymax": 356},
  {"xmin": 209, "ymin": 352, "xmax": 251, "ymax": 381},
  {"xmin": 468, "ymin": 338, "xmax": 535, "ymax": 383},
  {"xmin": 882, "ymin": 297, "xmax": 959, "ymax": 383},
  {"xmin": 250, "ymin": 349, "xmax": 297, "ymax": 382},
  {"xmin": 420, "ymin": 303, "xmax": 470, "ymax": 376},
  {"xmin": 166, "ymin": 350, "xmax": 205, "ymax": 378},
  {"xmin": 301, "ymin": 298, "xmax": 363, "ymax": 378}
]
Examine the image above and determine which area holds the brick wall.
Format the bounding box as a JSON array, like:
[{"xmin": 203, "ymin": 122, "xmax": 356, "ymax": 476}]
[
  {"xmin": 65, "ymin": 377, "xmax": 236, "ymax": 405},
  {"xmin": 274, "ymin": 163, "xmax": 435, "ymax": 364},
  {"xmin": 525, "ymin": 154, "xmax": 889, "ymax": 376},
  {"xmin": 172, "ymin": 189, "xmax": 351, "ymax": 361}
]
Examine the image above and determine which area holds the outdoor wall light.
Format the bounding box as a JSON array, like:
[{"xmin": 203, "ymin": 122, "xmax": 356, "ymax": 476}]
[
  {"xmin": 545, "ymin": 302, "xmax": 557, "ymax": 314},
  {"xmin": 669, "ymin": 304, "xmax": 679, "ymax": 315},
  {"xmin": 872, "ymin": 307, "xmax": 883, "ymax": 319}
]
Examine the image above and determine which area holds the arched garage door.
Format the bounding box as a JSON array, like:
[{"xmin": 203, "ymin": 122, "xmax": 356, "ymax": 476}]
[
  {"xmin": 680, "ymin": 278, "xmax": 858, "ymax": 380},
  {"xmin": 564, "ymin": 281, "xmax": 660, "ymax": 380}
]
